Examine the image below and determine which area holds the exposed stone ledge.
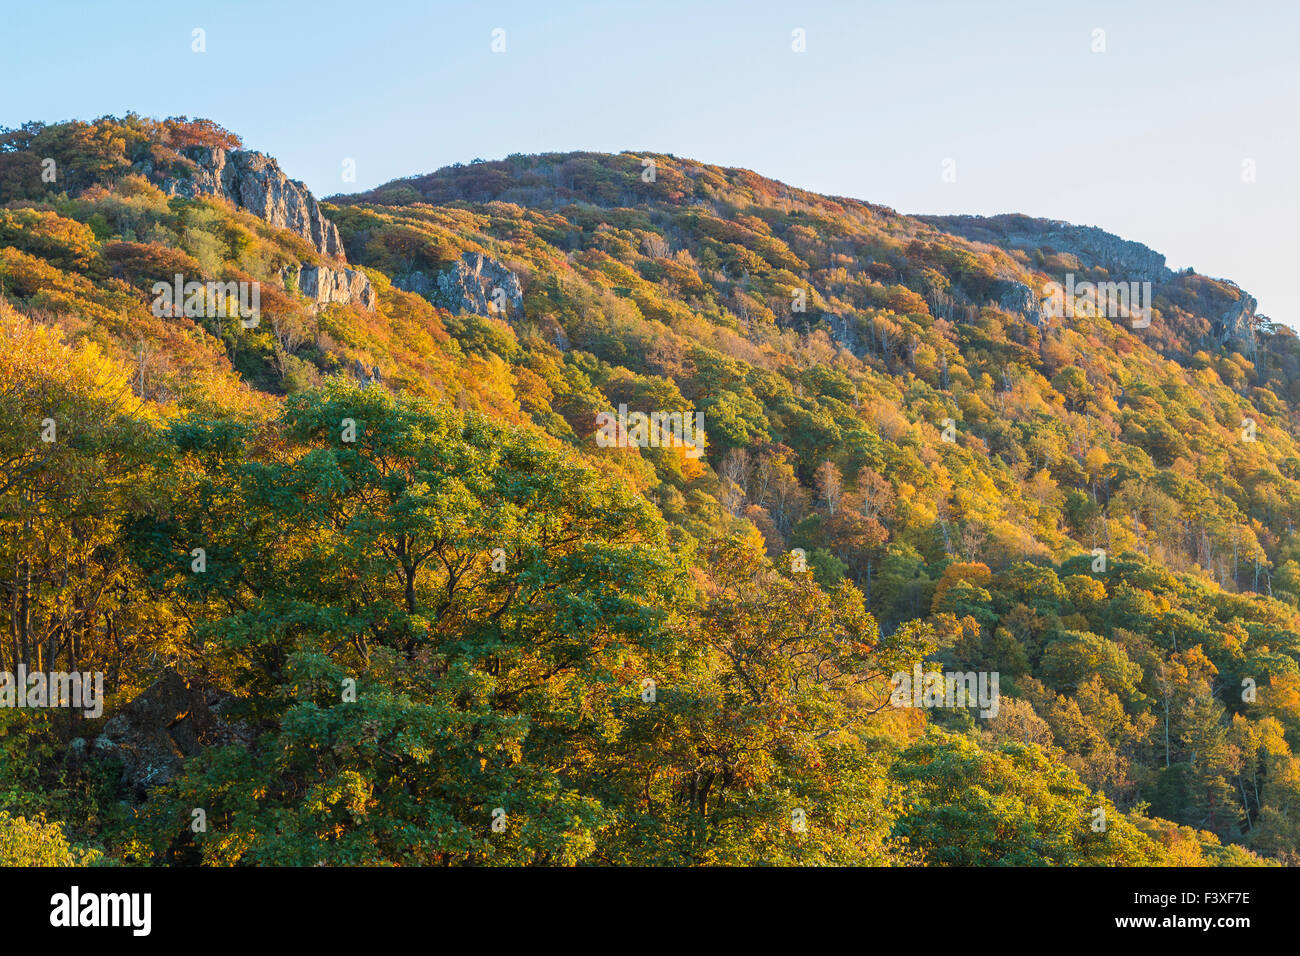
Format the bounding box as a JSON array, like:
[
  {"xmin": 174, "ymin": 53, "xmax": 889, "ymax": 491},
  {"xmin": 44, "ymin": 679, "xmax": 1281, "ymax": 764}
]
[
  {"xmin": 394, "ymin": 251, "xmax": 523, "ymax": 318},
  {"xmin": 148, "ymin": 147, "xmax": 346, "ymax": 261},
  {"xmin": 294, "ymin": 262, "xmax": 375, "ymax": 311}
]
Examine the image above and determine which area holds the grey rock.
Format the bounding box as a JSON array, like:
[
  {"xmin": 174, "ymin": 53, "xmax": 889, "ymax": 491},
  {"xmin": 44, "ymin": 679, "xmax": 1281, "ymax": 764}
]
[
  {"xmin": 392, "ymin": 270, "xmax": 436, "ymax": 298},
  {"xmin": 149, "ymin": 147, "xmax": 345, "ymax": 261},
  {"xmin": 352, "ymin": 358, "xmax": 382, "ymax": 384},
  {"xmin": 998, "ymin": 281, "xmax": 1047, "ymax": 327},
  {"xmin": 923, "ymin": 214, "xmax": 1172, "ymax": 285},
  {"xmin": 96, "ymin": 669, "xmax": 247, "ymax": 797},
  {"xmin": 827, "ymin": 313, "xmax": 864, "ymax": 356},
  {"xmin": 433, "ymin": 252, "xmax": 524, "ymax": 318},
  {"xmin": 1215, "ymin": 291, "xmax": 1258, "ymax": 349},
  {"xmin": 394, "ymin": 254, "xmax": 524, "ymax": 319},
  {"xmin": 293, "ymin": 262, "xmax": 375, "ymax": 311}
]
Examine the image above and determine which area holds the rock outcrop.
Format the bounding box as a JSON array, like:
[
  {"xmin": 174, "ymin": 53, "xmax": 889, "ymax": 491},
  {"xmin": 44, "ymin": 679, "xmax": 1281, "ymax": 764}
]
[
  {"xmin": 148, "ymin": 147, "xmax": 345, "ymax": 261},
  {"xmin": 396, "ymin": 252, "xmax": 524, "ymax": 318},
  {"xmin": 146, "ymin": 146, "xmax": 378, "ymax": 311},
  {"xmin": 998, "ymin": 280, "xmax": 1047, "ymax": 327},
  {"xmin": 391, "ymin": 269, "xmax": 437, "ymax": 300},
  {"xmin": 924, "ymin": 214, "xmax": 1172, "ymax": 285},
  {"xmin": 1214, "ymin": 291, "xmax": 1258, "ymax": 350},
  {"xmin": 81, "ymin": 670, "xmax": 247, "ymax": 797},
  {"xmin": 352, "ymin": 358, "xmax": 383, "ymax": 384},
  {"xmin": 292, "ymin": 263, "xmax": 376, "ymax": 311}
]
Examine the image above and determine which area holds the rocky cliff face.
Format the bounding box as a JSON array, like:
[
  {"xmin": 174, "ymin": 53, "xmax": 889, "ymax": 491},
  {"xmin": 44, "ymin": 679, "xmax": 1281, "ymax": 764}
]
[
  {"xmin": 923, "ymin": 214, "xmax": 1172, "ymax": 285},
  {"xmin": 998, "ymin": 280, "xmax": 1048, "ymax": 327},
  {"xmin": 395, "ymin": 252, "xmax": 524, "ymax": 318},
  {"xmin": 149, "ymin": 147, "xmax": 345, "ymax": 260},
  {"xmin": 292, "ymin": 263, "xmax": 376, "ymax": 311},
  {"xmin": 146, "ymin": 147, "xmax": 377, "ymax": 310},
  {"xmin": 1215, "ymin": 290, "xmax": 1258, "ymax": 350}
]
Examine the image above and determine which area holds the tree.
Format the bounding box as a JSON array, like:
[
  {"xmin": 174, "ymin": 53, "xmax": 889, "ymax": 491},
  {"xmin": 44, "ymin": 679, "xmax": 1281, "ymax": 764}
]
[
  {"xmin": 813, "ymin": 459, "xmax": 843, "ymax": 515},
  {"xmin": 640, "ymin": 535, "xmax": 933, "ymax": 864},
  {"xmin": 891, "ymin": 728, "xmax": 1180, "ymax": 865},
  {"xmin": 131, "ymin": 380, "xmax": 692, "ymax": 865}
]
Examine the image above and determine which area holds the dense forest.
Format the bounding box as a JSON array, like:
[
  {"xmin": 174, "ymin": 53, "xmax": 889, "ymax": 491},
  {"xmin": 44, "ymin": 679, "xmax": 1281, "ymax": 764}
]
[{"xmin": 2, "ymin": 114, "xmax": 1299, "ymax": 865}]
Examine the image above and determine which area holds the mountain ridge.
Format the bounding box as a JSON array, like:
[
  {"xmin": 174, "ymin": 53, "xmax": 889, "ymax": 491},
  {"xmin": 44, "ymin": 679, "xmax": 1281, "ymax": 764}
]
[
  {"xmin": 4, "ymin": 114, "xmax": 1300, "ymax": 866},
  {"xmin": 329, "ymin": 148, "xmax": 1271, "ymax": 352}
]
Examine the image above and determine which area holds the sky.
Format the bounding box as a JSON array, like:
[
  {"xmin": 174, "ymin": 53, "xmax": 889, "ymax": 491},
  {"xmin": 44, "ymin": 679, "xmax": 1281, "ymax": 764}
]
[{"xmin": 3, "ymin": 0, "xmax": 1297, "ymax": 325}]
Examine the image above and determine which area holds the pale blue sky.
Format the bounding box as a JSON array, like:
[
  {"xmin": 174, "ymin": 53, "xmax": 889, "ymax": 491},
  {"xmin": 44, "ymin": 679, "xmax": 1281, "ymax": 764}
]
[{"xmin": 3, "ymin": 0, "xmax": 1297, "ymax": 325}]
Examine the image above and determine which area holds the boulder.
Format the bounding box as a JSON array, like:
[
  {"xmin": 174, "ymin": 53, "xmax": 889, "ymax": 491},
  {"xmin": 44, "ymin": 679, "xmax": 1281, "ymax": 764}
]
[{"xmin": 94, "ymin": 670, "xmax": 246, "ymax": 796}]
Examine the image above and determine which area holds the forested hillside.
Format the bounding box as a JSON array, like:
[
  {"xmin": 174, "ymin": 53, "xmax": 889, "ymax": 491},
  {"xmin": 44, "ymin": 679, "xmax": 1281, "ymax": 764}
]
[{"xmin": 2, "ymin": 115, "xmax": 1298, "ymax": 866}]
